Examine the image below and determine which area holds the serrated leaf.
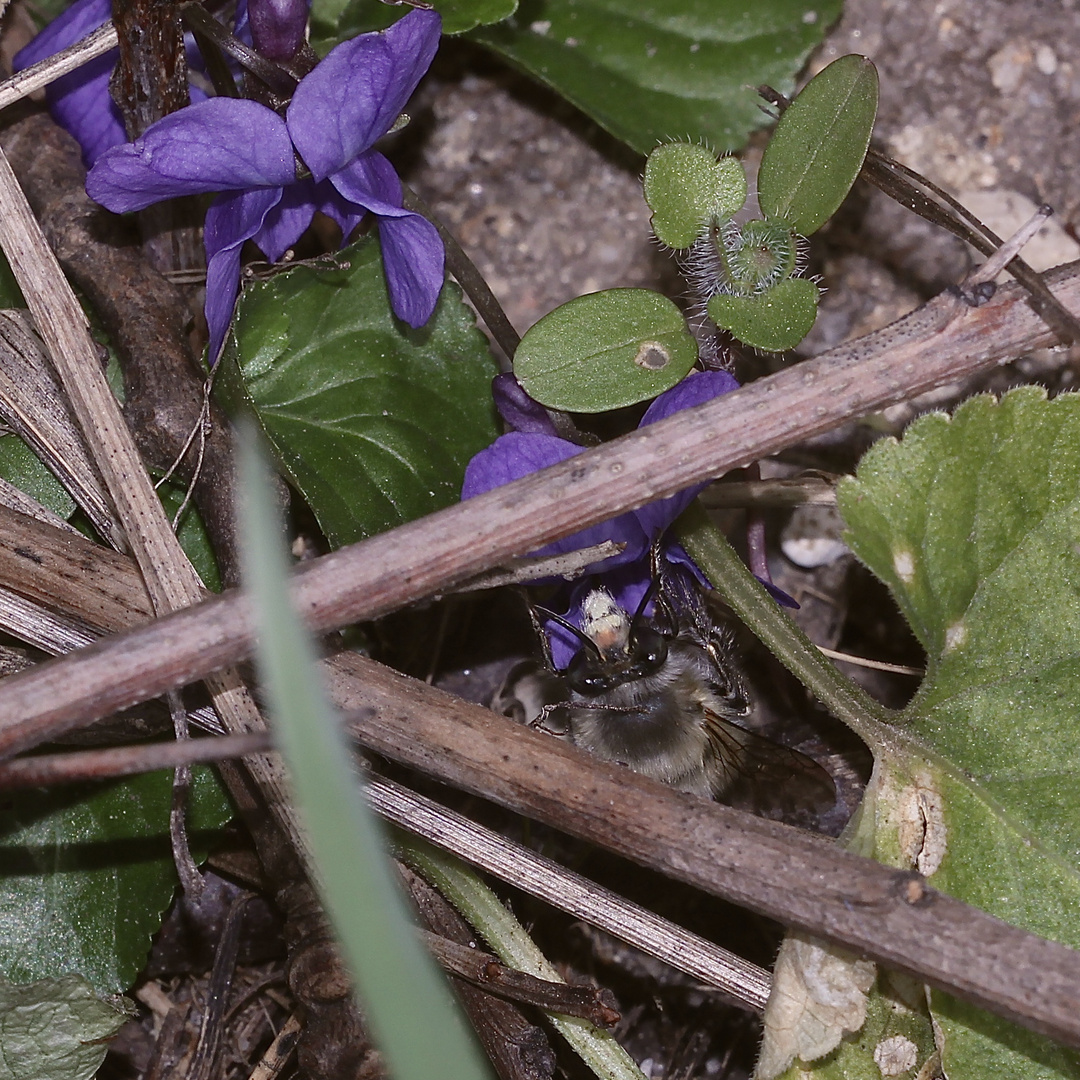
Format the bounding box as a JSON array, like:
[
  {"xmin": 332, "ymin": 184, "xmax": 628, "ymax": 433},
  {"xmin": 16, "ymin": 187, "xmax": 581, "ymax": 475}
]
[
  {"xmin": 469, "ymin": 0, "xmax": 842, "ymax": 154},
  {"xmin": 834, "ymin": 387, "xmax": 1080, "ymax": 1079},
  {"xmin": 707, "ymin": 276, "xmax": 818, "ymax": 352},
  {"xmin": 758, "ymin": 54, "xmax": 878, "ymax": 235},
  {"xmin": 644, "ymin": 143, "xmax": 747, "ymax": 248},
  {"xmin": 312, "ymin": 0, "xmax": 515, "ymax": 53},
  {"xmin": 0, "ymin": 972, "xmax": 128, "ymax": 1080},
  {"xmin": 0, "ymin": 768, "xmax": 232, "ymax": 993},
  {"xmin": 222, "ymin": 238, "xmax": 499, "ymax": 549},
  {"xmin": 513, "ymin": 288, "xmax": 698, "ymax": 412}
]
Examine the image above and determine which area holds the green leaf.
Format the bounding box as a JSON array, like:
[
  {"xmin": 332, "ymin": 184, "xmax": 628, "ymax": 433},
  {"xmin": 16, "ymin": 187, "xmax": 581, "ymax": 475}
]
[
  {"xmin": 758, "ymin": 54, "xmax": 878, "ymax": 235},
  {"xmin": 470, "ymin": 0, "xmax": 842, "ymax": 154},
  {"xmin": 0, "ymin": 435, "xmax": 76, "ymax": 520},
  {"xmin": 0, "ymin": 973, "xmax": 129, "ymax": 1080},
  {"xmin": 221, "ymin": 238, "xmax": 498, "ymax": 550},
  {"xmin": 836, "ymin": 387, "xmax": 1080, "ymax": 1078},
  {"xmin": 312, "ymin": 0, "xmax": 515, "ymax": 53},
  {"xmin": 238, "ymin": 432, "xmax": 491, "ymax": 1080},
  {"xmin": 158, "ymin": 480, "xmax": 222, "ymax": 592},
  {"xmin": 0, "ymin": 768, "xmax": 232, "ymax": 993},
  {"xmin": 643, "ymin": 143, "xmax": 747, "ymax": 248},
  {"xmin": 707, "ymin": 276, "xmax": 818, "ymax": 351},
  {"xmin": 513, "ymin": 288, "xmax": 698, "ymax": 412}
]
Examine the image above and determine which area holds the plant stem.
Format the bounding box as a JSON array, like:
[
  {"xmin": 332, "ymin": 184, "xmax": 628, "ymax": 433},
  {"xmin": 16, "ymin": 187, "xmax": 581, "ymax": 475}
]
[
  {"xmin": 675, "ymin": 500, "xmax": 896, "ymax": 749},
  {"xmin": 400, "ymin": 839, "xmax": 647, "ymax": 1080}
]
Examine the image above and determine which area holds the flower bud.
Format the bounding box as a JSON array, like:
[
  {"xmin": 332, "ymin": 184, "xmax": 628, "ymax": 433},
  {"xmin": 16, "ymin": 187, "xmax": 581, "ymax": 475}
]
[{"xmin": 248, "ymin": 0, "xmax": 309, "ymax": 61}]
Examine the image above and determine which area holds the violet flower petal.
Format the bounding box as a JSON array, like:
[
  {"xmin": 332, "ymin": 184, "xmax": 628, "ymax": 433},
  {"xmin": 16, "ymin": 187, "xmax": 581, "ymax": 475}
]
[
  {"xmin": 253, "ymin": 180, "xmax": 318, "ymax": 262},
  {"xmin": 204, "ymin": 186, "xmax": 284, "ymax": 363},
  {"xmin": 462, "ymin": 432, "xmax": 649, "ymax": 568},
  {"xmin": 378, "ymin": 212, "xmax": 444, "ymax": 327},
  {"xmin": 327, "ymin": 149, "xmax": 410, "ymax": 219},
  {"xmin": 330, "ymin": 152, "xmax": 444, "ymax": 325},
  {"xmin": 287, "ymin": 9, "xmax": 440, "ymax": 181},
  {"xmin": 86, "ymin": 98, "xmax": 295, "ymax": 213},
  {"xmin": 14, "ymin": 0, "xmax": 126, "ymax": 166},
  {"xmin": 634, "ymin": 370, "xmax": 740, "ymax": 540},
  {"xmin": 492, "ymin": 373, "xmax": 558, "ymax": 436},
  {"xmin": 315, "ymin": 179, "xmax": 365, "ymax": 243}
]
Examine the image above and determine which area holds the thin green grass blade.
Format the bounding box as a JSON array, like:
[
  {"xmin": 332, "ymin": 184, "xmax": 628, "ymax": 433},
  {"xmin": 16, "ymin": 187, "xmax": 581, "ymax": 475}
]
[{"xmin": 238, "ymin": 426, "xmax": 490, "ymax": 1080}]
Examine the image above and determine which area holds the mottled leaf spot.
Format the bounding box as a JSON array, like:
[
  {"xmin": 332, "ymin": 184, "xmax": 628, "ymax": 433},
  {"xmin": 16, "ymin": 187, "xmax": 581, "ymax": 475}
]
[
  {"xmin": 892, "ymin": 548, "xmax": 916, "ymax": 583},
  {"xmin": 898, "ymin": 775, "xmax": 947, "ymax": 877},
  {"xmin": 944, "ymin": 620, "xmax": 967, "ymax": 652},
  {"xmin": 634, "ymin": 341, "xmax": 670, "ymax": 370},
  {"xmin": 874, "ymin": 1034, "xmax": 919, "ymax": 1076}
]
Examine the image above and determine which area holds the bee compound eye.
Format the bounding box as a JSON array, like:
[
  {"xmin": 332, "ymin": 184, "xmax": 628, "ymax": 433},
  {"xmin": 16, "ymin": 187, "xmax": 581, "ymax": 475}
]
[
  {"xmin": 566, "ymin": 650, "xmax": 608, "ymax": 696},
  {"xmin": 630, "ymin": 628, "xmax": 668, "ymax": 674}
]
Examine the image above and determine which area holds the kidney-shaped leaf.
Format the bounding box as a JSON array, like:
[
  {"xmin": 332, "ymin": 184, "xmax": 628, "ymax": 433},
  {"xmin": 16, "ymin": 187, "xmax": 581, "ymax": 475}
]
[
  {"xmin": 758, "ymin": 54, "xmax": 878, "ymax": 235},
  {"xmin": 223, "ymin": 239, "xmax": 499, "ymax": 549},
  {"xmin": 835, "ymin": 387, "xmax": 1080, "ymax": 1079},
  {"xmin": 513, "ymin": 289, "xmax": 698, "ymax": 412}
]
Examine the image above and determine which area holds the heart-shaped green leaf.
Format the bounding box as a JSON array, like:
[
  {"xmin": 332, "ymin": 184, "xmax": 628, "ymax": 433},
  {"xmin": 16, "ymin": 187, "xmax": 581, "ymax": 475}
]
[
  {"xmin": 470, "ymin": 0, "xmax": 842, "ymax": 154},
  {"xmin": 644, "ymin": 143, "xmax": 747, "ymax": 249},
  {"xmin": 832, "ymin": 387, "xmax": 1080, "ymax": 1079},
  {"xmin": 221, "ymin": 239, "xmax": 499, "ymax": 549},
  {"xmin": 0, "ymin": 768, "xmax": 232, "ymax": 993},
  {"xmin": 513, "ymin": 288, "xmax": 698, "ymax": 412},
  {"xmin": 707, "ymin": 276, "xmax": 818, "ymax": 351},
  {"xmin": 758, "ymin": 54, "xmax": 878, "ymax": 235}
]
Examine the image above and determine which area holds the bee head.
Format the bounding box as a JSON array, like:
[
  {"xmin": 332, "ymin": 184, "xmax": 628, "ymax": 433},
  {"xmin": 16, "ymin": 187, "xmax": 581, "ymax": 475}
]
[{"xmin": 565, "ymin": 589, "xmax": 670, "ymax": 696}]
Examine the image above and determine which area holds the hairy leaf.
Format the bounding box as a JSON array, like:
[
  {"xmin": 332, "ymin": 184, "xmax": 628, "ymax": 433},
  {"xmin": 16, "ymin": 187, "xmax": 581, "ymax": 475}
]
[
  {"xmin": 0, "ymin": 435, "xmax": 76, "ymax": 520},
  {"xmin": 758, "ymin": 54, "xmax": 878, "ymax": 235},
  {"xmin": 222, "ymin": 239, "xmax": 499, "ymax": 549},
  {"xmin": 643, "ymin": 143, "xmax": 747, "ymax": 249},
  {"xmin": 707, "ymin": 276, "xmax": 818, "ymax": 352},
  {"xmin": 831, "ymin": 387, "xmax": 1080, "ymax": 1079},
  {"xmin": 513, "ymin": 288, "xmax": 698, "ymax": 411}
]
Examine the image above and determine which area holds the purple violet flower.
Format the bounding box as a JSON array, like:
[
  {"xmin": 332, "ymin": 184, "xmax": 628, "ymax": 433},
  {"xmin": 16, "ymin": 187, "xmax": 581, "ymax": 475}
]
[
  {"xmin": 15, "ymin": 0, "xmax": 183, "ymax": 166},
  {"xmin": 82, "ymin": 9, "xmax": 444, "ymax": 362},
  {"xmin": 463, "ymin": 370, "xmax": 739, "ymax": 664},
  {"xmin": 464, "ymin": 369, "xmax": 739, "ymax": 569},
  {"xmin": 464, "ymin": 369, "xmax": 796, "ymax": 666}
]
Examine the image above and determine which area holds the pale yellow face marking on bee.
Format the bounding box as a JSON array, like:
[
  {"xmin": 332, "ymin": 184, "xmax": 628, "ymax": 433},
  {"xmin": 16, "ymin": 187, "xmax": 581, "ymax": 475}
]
[{"xmin": 580, "ymin": 588, "xmax": 630, "ymax": 656}]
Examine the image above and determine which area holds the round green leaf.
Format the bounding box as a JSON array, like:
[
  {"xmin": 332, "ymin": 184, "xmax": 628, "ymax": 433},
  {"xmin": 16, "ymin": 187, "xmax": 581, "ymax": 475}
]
[
  {"xmin": 644, "ymin": 143, "xmax": 747, "ymax": 249},
  {"xmin": 221, "ymin": 238, "xmax": 499, "ymax": 549},
  {"xmin": 707, "ymin": 276, "xmax": 818, "ymax": 351},
  {"xmin": 758, "ymin": 54, "xmax": 878, "ymax": 235},
  {"xmin": 513, "ymin": 289, "xmax": 699, "ymax": 412}
]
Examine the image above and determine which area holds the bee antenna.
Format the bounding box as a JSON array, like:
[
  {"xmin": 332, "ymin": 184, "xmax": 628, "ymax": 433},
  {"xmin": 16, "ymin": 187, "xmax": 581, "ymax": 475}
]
[
  {"xmin": 629, "ymin": 579, "xmax": 659, "ymax": 637},
  {"xmin": 532, "ymin": 605, "xmax": 603, "ymax": 661}
]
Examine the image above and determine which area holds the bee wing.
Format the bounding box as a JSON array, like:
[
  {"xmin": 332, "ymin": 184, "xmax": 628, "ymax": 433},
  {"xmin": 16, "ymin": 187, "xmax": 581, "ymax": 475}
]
[{"xmin": 703, "ymin": 710, "xmax": 836, "ymax": 819}]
